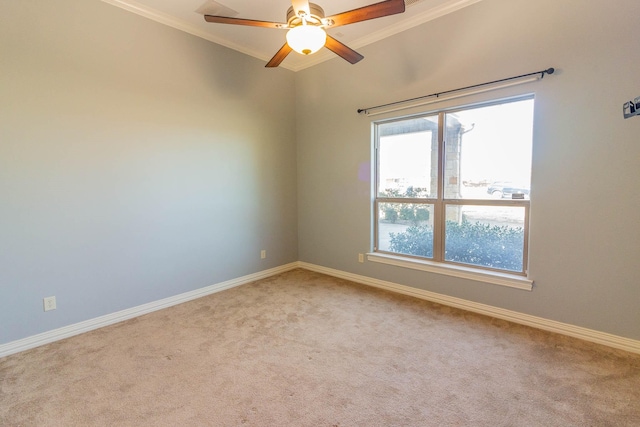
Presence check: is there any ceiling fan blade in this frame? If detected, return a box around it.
[204,15,287,29]
[265,43,293,68]
[324,36,364,64]
[291,0,311,17]
[325,0,405,28]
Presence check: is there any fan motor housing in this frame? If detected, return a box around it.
[286,3,325,26]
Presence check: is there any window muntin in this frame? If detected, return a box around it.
[374,97,533,275]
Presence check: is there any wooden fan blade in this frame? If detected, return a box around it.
[204,15,287,29]
[265,43,293,68]
[325,0,405,28]
[324,36,364,64]
[291,0,311,17]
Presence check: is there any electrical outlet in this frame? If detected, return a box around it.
[358,253,364,263]
[261,250,266,259]
[43,296,56,312]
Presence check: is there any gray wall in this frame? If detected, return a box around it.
[0,0,298,344]
[2,0,639,346]
[296,0,640,340]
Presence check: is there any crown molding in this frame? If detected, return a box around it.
[102,0,482,72]
[348,0,482,50]
[101,0,277,66]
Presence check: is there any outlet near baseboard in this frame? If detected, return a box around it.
[43,296,56,312]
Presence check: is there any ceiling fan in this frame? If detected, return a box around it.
[204,0,406,67]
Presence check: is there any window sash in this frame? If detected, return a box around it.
[373,97,532,276]
[374,198,529,274]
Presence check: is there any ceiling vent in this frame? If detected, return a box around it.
[195,0,238,17]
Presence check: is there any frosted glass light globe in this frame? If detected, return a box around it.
[286,25,327,55]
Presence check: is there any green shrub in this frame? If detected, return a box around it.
[389,220,524,271]
[384,207,399,223]
[399,205,415,221]
[415,208,430,221]
[379,187,431,225]
[405,186,429,198]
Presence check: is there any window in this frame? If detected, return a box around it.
[374,97,534,276]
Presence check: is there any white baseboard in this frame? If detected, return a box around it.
[0,263,299,359]
[3,261,639,358]
[299,262,640,355]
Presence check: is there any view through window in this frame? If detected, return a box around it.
[374,97,534,274]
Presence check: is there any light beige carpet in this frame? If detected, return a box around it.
[1,269,639,426]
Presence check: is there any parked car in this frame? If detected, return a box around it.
[487,182,530,199]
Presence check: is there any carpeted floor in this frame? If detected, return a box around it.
[1,269,639,426]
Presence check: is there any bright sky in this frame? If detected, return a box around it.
[453,99,534,184]
[379,131,432,190]
[379,98,534,191]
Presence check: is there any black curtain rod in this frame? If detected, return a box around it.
[357,67,555,115]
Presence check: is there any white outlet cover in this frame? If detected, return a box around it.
[44,296,56,311]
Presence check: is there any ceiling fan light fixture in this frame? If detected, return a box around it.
[286,24,326,55]
[205,0,407,67]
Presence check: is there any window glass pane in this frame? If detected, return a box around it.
[377,116,438,198]
[444,205,525,272]
[377,202,434,258]
[444,99,534,200]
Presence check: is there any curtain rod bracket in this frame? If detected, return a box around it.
[542,67,555,78]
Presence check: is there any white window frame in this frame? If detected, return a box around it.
[370,96,534,291]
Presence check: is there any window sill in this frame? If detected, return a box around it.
[366,253,533,291]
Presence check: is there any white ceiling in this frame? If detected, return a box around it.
[102,0,481,71]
